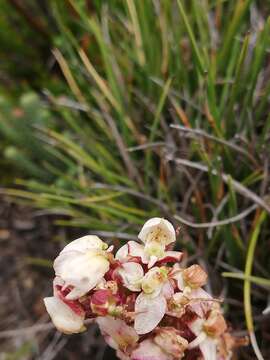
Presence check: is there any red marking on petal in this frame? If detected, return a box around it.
[91,289,110,305]
[156,252,183,266]
[55,285,85,316]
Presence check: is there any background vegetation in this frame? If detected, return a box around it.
[0,1,270,359]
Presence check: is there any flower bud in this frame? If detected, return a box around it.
[182,264,208,289]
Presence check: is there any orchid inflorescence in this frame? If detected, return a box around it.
[44,218,236,360]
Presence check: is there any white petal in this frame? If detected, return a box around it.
[188,331,207,349]
[118,262,144,291]
[115,244,129,261]
[199,337,217,360]
[172,270,185,291]
[188,318,204,337]
[44,296,84,334]
[131,339,170,360]
[60,235,107,254]
[134,292,167,334]
[148,255,158,269]
[128,241,147,262]
[138,218,176,245]
[54,250,110,299]
[97,316,139,351]
[161,281,174,299]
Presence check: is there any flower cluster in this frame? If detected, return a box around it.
[44,218,236,360]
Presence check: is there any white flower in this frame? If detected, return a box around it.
[138,218,176,246]
[54,235,110,300]
[43,296,85,334]
[141,267,168,297]
[116,230,181,269]
[138,218,177,267]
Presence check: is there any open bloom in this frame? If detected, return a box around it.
[139,218,176,246]
[53,235,110,300]
[116,218,182,269]
[139,218,176,267]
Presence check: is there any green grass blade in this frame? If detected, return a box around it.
[177,0,206,75]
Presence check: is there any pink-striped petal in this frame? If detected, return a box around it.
[157,251,183,265]
[54,250,110,300]
[44,296,85,334]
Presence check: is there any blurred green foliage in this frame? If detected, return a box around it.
[0,1,270,356]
